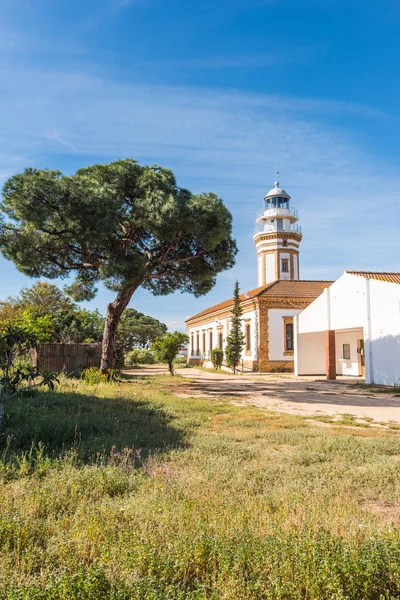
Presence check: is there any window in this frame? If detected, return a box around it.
[343,344,351,360]
[282,259,289,273]
[191,333,194,356]
[202,332,206,354]
[209,330,213,351]
[246,323,251,352]
[218,332,223,350]
[196,333,200,356]
[285,323,294,351]
[282,240,287,247]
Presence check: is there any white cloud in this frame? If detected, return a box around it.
[45,128,77,152]
[0,64,399,319]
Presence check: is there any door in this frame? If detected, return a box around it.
[357,339,365,377]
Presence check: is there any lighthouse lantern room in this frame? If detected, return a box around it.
[253,180,302,286]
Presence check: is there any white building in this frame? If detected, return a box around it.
[295,271,400,385]
[186,180,332,371]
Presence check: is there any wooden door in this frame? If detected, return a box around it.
[357,339,365,377]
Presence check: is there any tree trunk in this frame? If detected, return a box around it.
[100,287,137,372]
[168,361,174,376]
[0,399,5,436]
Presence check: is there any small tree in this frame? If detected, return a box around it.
[152,331,189,376]
[0,327,58,435]
[225,281,245,374]
[211,348,223,370]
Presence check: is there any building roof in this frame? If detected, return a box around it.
[346,271,400,284]
[265,180,291,199]
[186,279,333,322]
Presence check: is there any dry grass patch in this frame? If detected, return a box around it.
[2,376,400,598]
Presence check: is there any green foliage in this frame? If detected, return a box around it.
[0,282,104,343]
[2,377,400,598]
[53,307,104,343]
[174,355,187,365]
[152,331,189,375]
[0,326,58,434]
[0,160,236,297]
[0,160,237,369]
[117,308,167,353]
[125,348,156,366]
[81,366,108,385]
[211,348,224,369]
[225,281,245,374]
[12,281,74,313]
[20,308,54,342]
[81,367,121,385]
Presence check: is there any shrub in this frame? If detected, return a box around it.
[81,367,121,384]
[0,326,58,435]
[211,348,223,370]
[174,355,187,365]
[268,364,293,373]
[125,349,156,366]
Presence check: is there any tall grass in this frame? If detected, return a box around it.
[1,375,400,598]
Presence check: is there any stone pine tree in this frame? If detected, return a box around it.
[0,159,237,372]
[225,281,245,374]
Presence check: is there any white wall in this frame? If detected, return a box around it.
[298,289,329,334]
[266,253,276,283]
[293,254,299,280]
[297,272,400,385]
[369,279,400,385]
[298,273,366,334]
[295,330,326,375]
[335,329,363,376]
[258,255,263,286]
[268,308,302,361]
[187,309,258,362]
[329,275,366,331]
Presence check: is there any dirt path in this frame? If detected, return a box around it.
[125,366,400,425]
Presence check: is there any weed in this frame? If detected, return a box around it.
[1,376,400,598]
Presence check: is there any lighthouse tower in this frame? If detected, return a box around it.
[254,180,302,286]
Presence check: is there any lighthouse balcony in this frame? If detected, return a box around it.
[256,207,298,222]
[254,222,302,236]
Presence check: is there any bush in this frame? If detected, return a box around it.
[81,367,120,384]
[124,349,156,366]
[174,355,187,365]
[211,348,223,370]
[268,364,293,373]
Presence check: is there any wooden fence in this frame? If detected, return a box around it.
[34,343,102,376]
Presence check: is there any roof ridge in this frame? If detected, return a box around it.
[346,271,400,284]
[346,270,400,274]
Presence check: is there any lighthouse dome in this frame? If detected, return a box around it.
[265,181,291,200]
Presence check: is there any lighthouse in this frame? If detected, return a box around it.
[254,180,302,286]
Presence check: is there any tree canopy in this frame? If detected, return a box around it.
[0,159,236,370]
[152,331,188,376]
[117,308,167,354]
[0,282,104,343]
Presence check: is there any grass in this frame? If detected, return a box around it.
[2,375,400,598]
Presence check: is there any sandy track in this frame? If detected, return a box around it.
[125,366,400,424]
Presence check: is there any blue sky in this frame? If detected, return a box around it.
[1,0,400,329]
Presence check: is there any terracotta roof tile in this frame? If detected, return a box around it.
[185,280,333,322]
[258,280,333,298]
[346,271,400,284]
